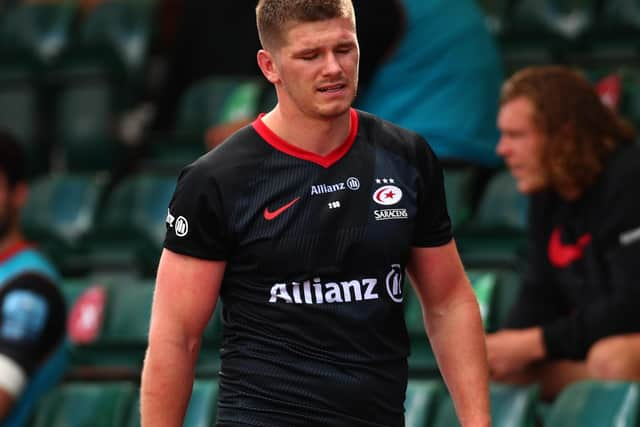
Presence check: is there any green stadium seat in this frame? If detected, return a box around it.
[509,0,595,41]
[22,173,107,275]
[79,0,154,79]
[53,77,122,172]
[457,170,528,269]
[405,271,499,375]
[126,379,219,427]
[432,383,539,427]
[442,167,475,230]
[404,380,445,427]
[147,76,268,171]
[0,73,46,175]
[66,277,221,378]
[475,0,510,35]
[79,171,175,275]
[30,381,135,427]
[600,0,640,35]
[546,380,640,427]
[0,1,76,67]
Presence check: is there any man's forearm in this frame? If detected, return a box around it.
[140,338,200,427]
[426,293,491,427]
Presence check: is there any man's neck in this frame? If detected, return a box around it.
[261,107,352,156]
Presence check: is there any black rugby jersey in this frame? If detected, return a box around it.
[164,108,452,426]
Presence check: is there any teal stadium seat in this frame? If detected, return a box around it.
[456,170,528,269]
[126,379,219,427]
[475,0,510,35]
[442,167,475,230]
[148,76,268,170]
[0,1,76,68]
[600,0,640,36]
[22,173,107,274]
[510,0,595,41]
[432,383,539,427]
[67,277,222,379]
[0,73,45,175]
[405,270,499,375]
[30,381,135,427]
[53,76,122,172]
[81,171,175,275]
[404,380,445,427]
[546,380,640,427]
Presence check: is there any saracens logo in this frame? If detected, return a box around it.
[373,185,403,206]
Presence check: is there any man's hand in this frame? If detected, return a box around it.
[486,327,546,381]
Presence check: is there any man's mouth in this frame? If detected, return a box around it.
[318,84,346,93]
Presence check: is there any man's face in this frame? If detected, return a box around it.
[269,17,359,120]
[497,97,550,194]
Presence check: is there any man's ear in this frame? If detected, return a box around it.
[257,49,280,84]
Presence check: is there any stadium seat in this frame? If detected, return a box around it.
[405,271,499,375]
[0,72,46,175]
[30,381,135,427]
[404,379,445,427]
[475,0,511,35]
[52,76,122,172]
[147,76,268,170]
[546,380,640,427]
[509,0,595,41]
[432,383,539,427]
[126,379,219,427]
[79,0,154,78]
[599,0,640,35]
[0,1,76,68]
[79,171,175,275]
[66,277,222,378]
[456,169,529,269]
[442,167,475,230]
[22,173,107,275]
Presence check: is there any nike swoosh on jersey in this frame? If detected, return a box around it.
[548,227,592,268]
[264,197,301,221]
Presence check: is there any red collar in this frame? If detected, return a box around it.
[0,241,33,263]
[252,108,359,168]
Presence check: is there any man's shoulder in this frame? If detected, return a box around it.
[356,109,424,145]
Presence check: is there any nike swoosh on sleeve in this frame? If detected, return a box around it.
[264,197,301,221]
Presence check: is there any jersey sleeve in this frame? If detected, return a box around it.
[163,160,232,260]
[0,273,66,377]
[411,137,453,247]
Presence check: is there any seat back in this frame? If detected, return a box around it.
[405,380,444,427]
[0,2,76,64]
[432,383,539,427]
[31,381,135,427]
[546,380,640,427]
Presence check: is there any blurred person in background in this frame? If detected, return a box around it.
[0,130,67,427]
[355,0,504,169]
[141,0,490,425]
[487,66,640,400]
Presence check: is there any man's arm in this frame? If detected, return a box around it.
[141,249,225,427]
[407,241,490,427]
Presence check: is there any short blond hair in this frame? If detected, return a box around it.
[256,0,355,50]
